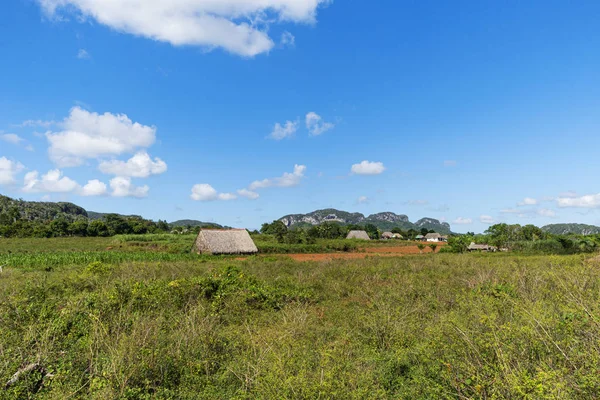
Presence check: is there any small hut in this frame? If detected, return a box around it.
[381,232,394,240]
[392,233,404,239]
[346,230,371,240]
[192,229,258,255]
[467,242,497,252]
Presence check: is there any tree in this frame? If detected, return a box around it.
[69,219,89,237]
[261,220,288,242]
[50,218,70,237]
[429,244,437,253]
[417,244,426,254]
[157,220,170,232]
[87,220,110,237]
[104,214,132,236]
[365,224,380,240]
[420,228,429,236]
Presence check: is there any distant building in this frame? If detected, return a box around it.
[392,233,404,239]
[346,230,371,240]
[192,229,258,255]
[381,232,394,240]
[415,234,425,241]
[467,242,497,252]
[425,233,447,242]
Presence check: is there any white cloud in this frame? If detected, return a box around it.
[190,183,236,201]
[237,188,260,200]
[23,169,80,193]
[351,160,386,176]
[305,112,334,136]
[25,145,35,152]
[518,197,538,206]
[537,208,557,218]
[46,106,157,167]
[480,215,495,224]
[557,193,600,209]
[269,121,298,140]
[77,48,91,59]
[559,191,577,199]
[18,119,56,128]
[0,157,25,185]
[357,196,369,204]
[444,160,457,167]
[98,151,167,177]
[81,179,108,196]
[281,31,295,47]
[110,176,149,198]
[37,0,328,57]
[249,164,306,190]
[500,208,519,214]
[453,217,473,225]
[0,133,24,145]
[218,193,237,201]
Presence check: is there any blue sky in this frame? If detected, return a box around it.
[2,0,600,232]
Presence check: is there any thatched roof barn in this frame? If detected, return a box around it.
[467,242,497,252]
[192,229,258,255]
[381,232,394,239]
[347,230,371,240]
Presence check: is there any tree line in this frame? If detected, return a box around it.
[0,213,172,238]
[259,220,437,244]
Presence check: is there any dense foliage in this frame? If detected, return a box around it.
[1,238,599,398]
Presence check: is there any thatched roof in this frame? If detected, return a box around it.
[425,233,441,239]
[467,242,497,251]
[192,229,258,255]
[347,230,371,240]
[381,232,394,239]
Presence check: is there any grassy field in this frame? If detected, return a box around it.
[1,237,599,399]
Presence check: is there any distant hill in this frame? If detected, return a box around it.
[169,220,224,229]
[542,223,600,235]
[279,208,452,234]
[0,194,88,222]
[87,211,144,220]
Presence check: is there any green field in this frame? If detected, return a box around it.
[1,237,599,399]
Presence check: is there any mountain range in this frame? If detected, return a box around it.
[279,209,453,234]
[541,223,600,235]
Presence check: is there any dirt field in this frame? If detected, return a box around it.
[285,243,446,262]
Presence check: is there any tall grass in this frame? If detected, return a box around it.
[1,251,600,398]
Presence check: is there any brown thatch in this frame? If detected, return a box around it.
[346,230,371,240]
[467,242,497,252]
[192,229,258,255]
[381,232,394,239]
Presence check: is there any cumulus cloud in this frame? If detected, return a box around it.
[453,217,473,225]
[479,215,495,225]
[110,176,149,198]
[518,197,538,206]
[0,133,24,145]
[557,193,600,209]
[77,48,91,59]
[99,151,167,178]
[81,179,108,196]
[23,169,80,193]
[237,188,260,200]
[46,106,157,167]
[0,157,25,185]
[190,183,236,201]
[357,196,369,204]
[350,161,386,176]
[249,164,306,190]
[306,112,334,136]
[268,121,298,140]
[36,0,328,57]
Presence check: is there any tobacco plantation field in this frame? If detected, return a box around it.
[1,236,600,399]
